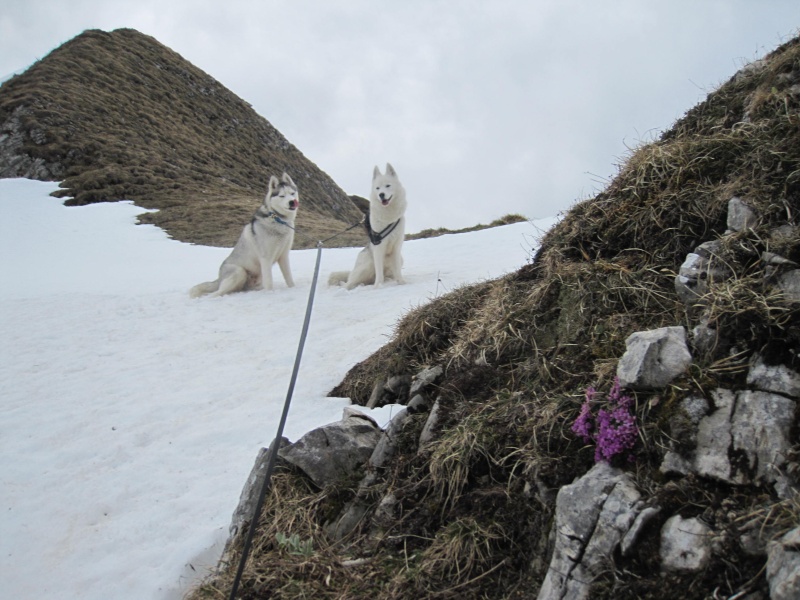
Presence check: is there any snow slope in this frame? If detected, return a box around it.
[0,178,555,599]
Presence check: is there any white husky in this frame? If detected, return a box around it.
[329,163,407,290]
[190,173,299,298]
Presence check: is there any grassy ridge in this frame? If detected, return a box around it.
[0,28,367,248]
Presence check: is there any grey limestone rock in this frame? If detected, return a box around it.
[747,355,800,398]
[279,408,381,488]
[766,527,800,600]
[727,197,758,232]
[660,515,714,572]
[537,463,642,600]
[617,326,692,389]
[778,269,800,303]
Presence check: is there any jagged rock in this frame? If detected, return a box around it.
[675,241,731,306]
[366,367,442,409]
[761,252,797,267]
[661,395,711,476]
[222,437,290,562]
[694,389,735,481]
[326,409,411,541]
[278,409,381,488]
[367,408,410,472]
[660,515,714,572]
[409,365,443,397]
[537,463,641,600]
[621,506,662,557]
[731,390,795,485]
[0,106,64,180]
[384,375,411,401]
[747,351,800,399]
[766,527,800,600]
[691,319,722,357]
[659,451,693,476]
[372,492,399,528]
[366,377,386,409]
[764,252,799,282]
[681,394,712,425]
[407,394,430,414]
[778,269,800,302]
[418,398,442,448]
[617,326,692,389]
[326,500,370,541]
[660,386,796,492]
[727,197,758,232]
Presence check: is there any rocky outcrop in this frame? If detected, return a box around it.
[537,463,642,600]
[0,106,64,179]
[278,408,382,489]
[616,326,692,389]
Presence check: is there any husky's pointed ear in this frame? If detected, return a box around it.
[267,175,279,196]
[385,163,396,177]
[373,165,381,180]
[281,172,295,187]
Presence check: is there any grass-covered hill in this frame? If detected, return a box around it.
[190,35,800,599]
[0,28,367,248]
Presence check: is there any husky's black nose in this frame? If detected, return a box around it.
[289,200,298,209]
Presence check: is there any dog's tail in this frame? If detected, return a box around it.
[327,271,350,287]
[189,280,220,298]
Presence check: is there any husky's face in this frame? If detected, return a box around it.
[266,173,299,214]
[372,163,400,207]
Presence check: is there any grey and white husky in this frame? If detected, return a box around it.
[329,163,407,289]
[190,173,299,298]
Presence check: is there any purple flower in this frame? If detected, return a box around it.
[571,399,594,443]
[571,378,638,464]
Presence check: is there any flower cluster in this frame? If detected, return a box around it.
[571,378,638,464]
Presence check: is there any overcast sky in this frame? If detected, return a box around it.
[1,1,798,232]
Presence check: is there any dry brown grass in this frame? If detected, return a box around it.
[0,28,367,249]
[188,35,800,600]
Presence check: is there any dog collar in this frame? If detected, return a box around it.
[265,210,295,230]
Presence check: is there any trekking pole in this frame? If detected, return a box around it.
[228,240,324,600]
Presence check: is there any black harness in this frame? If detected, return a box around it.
[366,217,401,245]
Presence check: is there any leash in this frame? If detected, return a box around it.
[228,214,365,599]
